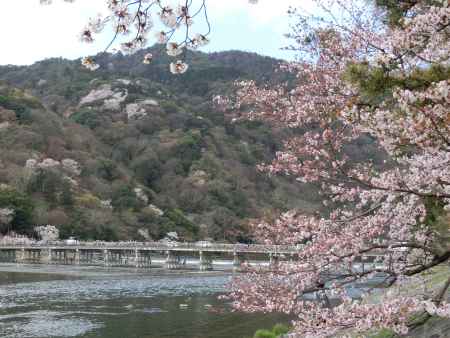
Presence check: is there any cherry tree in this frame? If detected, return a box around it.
[226,0,450,336]
[40,0,258,73]
[34,225,60,242]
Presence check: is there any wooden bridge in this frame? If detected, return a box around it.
[0,242,298,271]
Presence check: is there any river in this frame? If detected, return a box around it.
[0,264,286,338]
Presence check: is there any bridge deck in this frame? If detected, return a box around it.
[0,242,298,254]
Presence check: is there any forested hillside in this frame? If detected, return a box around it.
[0,47,321,242]
[0,46,363,242]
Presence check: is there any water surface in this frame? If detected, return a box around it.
[0,264,286,338]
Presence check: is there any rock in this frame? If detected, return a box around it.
[79,84,128,110]
[62,159,82,176]
[38,158,60,169]
[103,90,128,110]
[79,84,115,106]
[126,104,147,120]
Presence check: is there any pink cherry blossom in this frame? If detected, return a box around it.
[227,1,450,336]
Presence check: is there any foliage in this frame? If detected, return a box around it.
[27,168,73,206]
[71,108,101,129]
[0,95,32,123]
[0,48,326,242]
[165,208,199,237]
[370,328,399,338]
[0,186,34,234]
[111,184,140,211]
[253,324,289,338]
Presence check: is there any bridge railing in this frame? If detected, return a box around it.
[0,240,299,253]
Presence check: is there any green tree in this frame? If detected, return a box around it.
[111,183,140,211]
[0,187,34,234]
[253,324,289,338]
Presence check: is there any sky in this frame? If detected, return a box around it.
[0,0,315,65]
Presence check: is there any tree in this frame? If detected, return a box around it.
[0,207,14,233]
[0,186,35,234]
[227,0,450,336]
[41,0,258,73]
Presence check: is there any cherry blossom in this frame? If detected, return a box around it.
[227,0,450,336]
[41,0,258,73]
[169,60,189,74]
[143,52,153,64]
[34,225,60,242]
[81,56,100,71]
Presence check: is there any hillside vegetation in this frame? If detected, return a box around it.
[0,47,329,241]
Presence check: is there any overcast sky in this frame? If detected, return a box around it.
[0,0,315,65]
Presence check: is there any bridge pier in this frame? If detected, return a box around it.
[199,251,213,271]
[233,252,241,271]
[0,249,15,262]
[269,253,279,268]
[103,249,110,267]
[74,249,80,265]
[40,248,52,264]
[65,250,75,264]
[116,251,123,266]
[109,251,121,266]
[134,249,151,268]
[165,251,180,270]
[85,251,95,265]
[16,248,26,263]
[55,250,67,264]
[134,249,140,268]
[140,251,152,268]
[29,250,36,262]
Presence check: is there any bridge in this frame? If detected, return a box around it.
[0,241,299,271]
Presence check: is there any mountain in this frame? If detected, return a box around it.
[0,47,325,242]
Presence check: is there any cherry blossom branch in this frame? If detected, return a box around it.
[41,0,258,73]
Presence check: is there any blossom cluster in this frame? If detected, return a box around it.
[228,0,450,336]
[42,0,257,74]
[34,225,60,242]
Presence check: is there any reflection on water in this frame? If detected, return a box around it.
[0,264,286,338]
